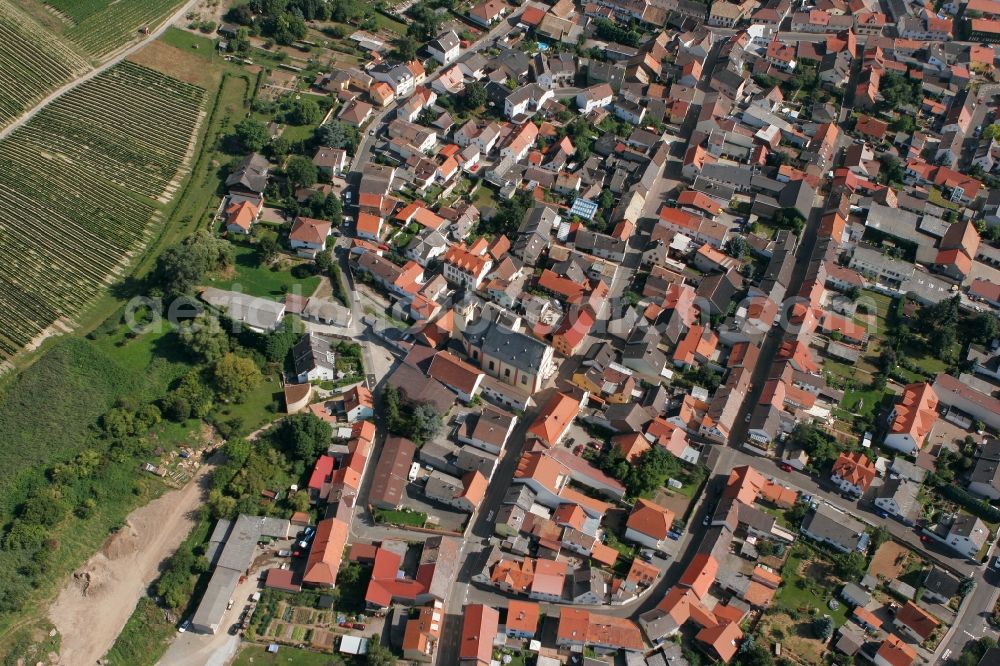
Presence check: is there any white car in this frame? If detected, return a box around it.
[178,619,191,633]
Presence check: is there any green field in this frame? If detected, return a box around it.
[103,597,177,666]
[0,339,147,513]
[372,12,407,35]
[232,644,340,666]
[205,243,322,299]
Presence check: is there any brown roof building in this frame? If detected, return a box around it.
[369,436,417,510]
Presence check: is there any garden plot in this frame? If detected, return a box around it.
[0,61,205,360]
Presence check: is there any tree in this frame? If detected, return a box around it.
[734,639,775,666]
[393,35,419,61]
[151,232,234,299]
[285,155,318,189]
[235,118,270,152]
[409,404,442,443]
[258,235,280,264]
[834,551,867,580]
[290,490,311,512]
[269,12,307,45]
[207,489,237,519]
[460,82,487,111]
[959,576,975,597]
[173,369,215,418]
[958,637,997,666]
[812,615,833,641]
[315,249,334,273]
[869,525,890,553]
[230,26,252,54]
[315,122,361,154]
[366,636,397,666]
[285,97,322,125]
[276,412,333,462]
[725,235,748,259]
[878,155,905,186]
[270,135,291,160]
[969,312,999,344]
[213,353,262,403]
[178,312,230,363]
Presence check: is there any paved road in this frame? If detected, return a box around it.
[938,561,1000,663]
[0,0,199,141]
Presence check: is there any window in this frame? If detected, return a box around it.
[488,360,495,371]
[504,368,511,378]
[521,375,528,385]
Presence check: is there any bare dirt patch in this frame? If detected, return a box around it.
[48,460,216,665]
[126,38,220,88]
[868,541,909,580]
[760,612,827,665]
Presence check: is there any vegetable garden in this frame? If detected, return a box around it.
[0,61,205,359]
[42,0,185,58]
[0,1,89,130]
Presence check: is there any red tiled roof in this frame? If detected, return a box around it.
[302,518,349,586]
[876,635,916,666]
[679,553,718,600]
[626,499,675,541]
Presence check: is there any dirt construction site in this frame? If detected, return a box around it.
[47,458,217,665]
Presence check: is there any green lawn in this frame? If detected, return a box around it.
[279,122,318,143]
[209,371,284,437]
[824,359,859,383]
[373,508,427,527]
[472,184,498,210]
[160,26,220,53]
[372,13,407,34]
[928,188,961,211]
[856,289,893,333]
[205,243,321,298]
[231,644,337,666]
[842,388,886,419]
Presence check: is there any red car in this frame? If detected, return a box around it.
[355,623,366,630]
[339,621,355,629]
[778,463,793,472]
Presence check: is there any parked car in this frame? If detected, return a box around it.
[339,621,355,629]
[639,549,654,561]
[277,549,292,557]
[801,494,812,504]
[355,623,366,631]
[667,530,682,541]
[178,619,191,633]
[778,463,793,472]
